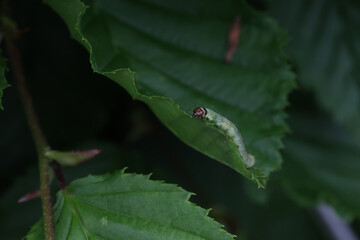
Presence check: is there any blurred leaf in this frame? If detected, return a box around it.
[267,0,360,144]
[44,0,296,186]
[0,49,10,110]
[27,170,234,239]
[244,187,325,240]
[281,111,360,219]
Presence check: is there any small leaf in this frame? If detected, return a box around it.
[18,189,41,203]
[44,149,101,166]
[0,49,10,110]
[26,170,235,239]
[44,0,296,185]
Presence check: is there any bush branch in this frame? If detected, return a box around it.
[4,31,55,240]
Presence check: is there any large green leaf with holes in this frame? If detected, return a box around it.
[26,170,234,239]
[0,49,10,110]
[267,0,360,144]
[44,0,295,186]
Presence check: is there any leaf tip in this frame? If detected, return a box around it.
[18,189,41,203]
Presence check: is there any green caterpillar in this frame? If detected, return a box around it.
[193,107,255,168]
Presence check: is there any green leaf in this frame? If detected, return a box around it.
[44,149,101,166]
[267,0,360,144]
[0,49,10,110]
[44,0,296,186]
[281,111,360,219]
[26,170,235,239]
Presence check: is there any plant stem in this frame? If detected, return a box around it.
[5,36,55,240]
[52,161,67,190]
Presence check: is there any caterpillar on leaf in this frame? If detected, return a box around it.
[193,107,255,168]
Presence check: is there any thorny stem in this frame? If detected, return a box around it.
[4,29,55,240]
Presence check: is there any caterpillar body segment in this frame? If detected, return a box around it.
[193,107,255,168]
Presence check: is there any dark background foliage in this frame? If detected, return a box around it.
[0,0,359,239]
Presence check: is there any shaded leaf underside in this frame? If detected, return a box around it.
[26,170,235,239]
[45,0,296,186]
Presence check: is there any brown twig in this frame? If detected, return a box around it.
[3,19,55,240]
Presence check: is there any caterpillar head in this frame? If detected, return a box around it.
[193,107,207,118]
